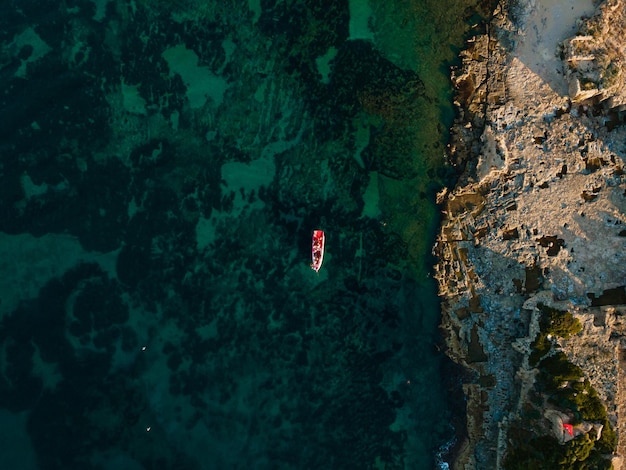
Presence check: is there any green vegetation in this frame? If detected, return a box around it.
[529,305,582,367]
[504,305,615,469]
[504,430,613,470]
[539,304,582,339]
[505,415,615,469]
[529,332,552,367]
[538,351,584,391]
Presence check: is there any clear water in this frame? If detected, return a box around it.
[0,1,487,468]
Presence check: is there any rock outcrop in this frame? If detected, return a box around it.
[436,0,626,468]
[563,0,626,107]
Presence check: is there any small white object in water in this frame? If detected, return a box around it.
[146,426,151,432]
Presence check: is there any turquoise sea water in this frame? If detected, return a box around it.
[0,1,488,468]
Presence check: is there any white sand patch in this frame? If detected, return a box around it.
[221,157,274,198]
[31,343,63,391]
[19,172,70,203]
[352,116,372,168]
[121,81,147,115]
[20,173,49,199]
[195,318,219,340]
[8,27,52,78]
[253,79,268,104]
[515,0,598,95]
[220,38,236,72]
[248,0,262,24]
[221,157,275,200]
[362,171,382,219]
[162,45,229,109]
[0,410,37,470]
[0,232,119,319]
[195,156,275,251]
[90,0,113,22]
[348,0,375,41]
[315,46,338,84]
[195,216,217,251]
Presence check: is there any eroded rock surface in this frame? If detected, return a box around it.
[563,0,626,106]
[436,0,626,467]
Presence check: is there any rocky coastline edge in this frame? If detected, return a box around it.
[436,0,626,468]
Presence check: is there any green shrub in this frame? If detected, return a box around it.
[576,386,607,422]
[540,352,584,389]
[503,431,614,470]
[596,418,617,454]
[550,380,607,423]
[565,433,595,463]
[515,305,616,468]
[530,332,552,367]
[538,304,582,339]
[530,306,582,367]
[503,433,561,470]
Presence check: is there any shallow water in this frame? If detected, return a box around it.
[0,1,488,468]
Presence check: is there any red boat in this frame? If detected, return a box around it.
[311,230,325,272]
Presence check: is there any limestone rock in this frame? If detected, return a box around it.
[437,0,626,468]
[563,0,626,106]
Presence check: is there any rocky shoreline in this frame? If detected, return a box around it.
[436,0,626,468]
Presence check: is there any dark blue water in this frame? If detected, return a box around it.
[0,1,487,468]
